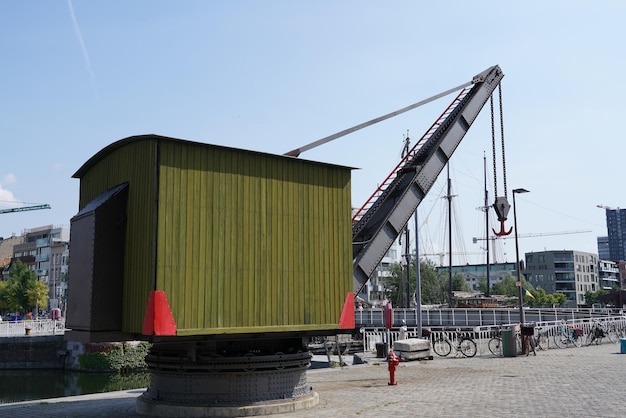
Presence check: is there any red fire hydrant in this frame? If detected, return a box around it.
[387,351,400,386]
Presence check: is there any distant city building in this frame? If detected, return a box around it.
[619,261,626,288]
[12,225,70,315]
[363,240,402,307]
[597,236,610,260]
[0,235,24,276]
[601,207,626,262]
[524,250,599,308]
[436,262,517,292]
[598,259,620,290]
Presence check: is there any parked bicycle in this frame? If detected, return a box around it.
[432,328,477,358]
[554,321,583,348]
[604,322,623,342]
[488,328,503,356]
[520,324,537,356]
[586,321,608,346]
[533,326,550,351]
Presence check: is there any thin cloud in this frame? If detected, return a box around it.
[67,0,99,98]
[2,174,16,185]
[0,187,20,209]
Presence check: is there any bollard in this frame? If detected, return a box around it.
[387,351,400,386]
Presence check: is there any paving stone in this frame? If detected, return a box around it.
[0,342,623,417]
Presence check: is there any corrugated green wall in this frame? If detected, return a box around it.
[156,140,352,335]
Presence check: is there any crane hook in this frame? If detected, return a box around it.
[492,219,513,237]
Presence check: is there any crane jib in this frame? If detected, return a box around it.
[352,65,504,298]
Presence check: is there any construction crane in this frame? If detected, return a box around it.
[421,252,485,266]
[472,230,592,242]
[597,204,618,211]
[0,204,51,214]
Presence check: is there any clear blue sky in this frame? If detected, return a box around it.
[1,1,623,265]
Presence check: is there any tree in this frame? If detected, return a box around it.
[419,260,448,305]
[490,275,519,297]
[382,258,449,307]
[452,273,471,293]
[382,262,411,307]
[525,288,567,308]
[584,289,610,307]
[1,260,48,315]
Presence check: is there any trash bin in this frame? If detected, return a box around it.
[620,338,626,354]
[375,342,389,358]
[501,327,517,357]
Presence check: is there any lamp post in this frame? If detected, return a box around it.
[513,188,529,325]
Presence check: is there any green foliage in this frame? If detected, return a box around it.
[452,273,471,293]
[525,288,567,308]
[419,260,448,305]
[1,260,49,314]
[78,342,151,372]
[0,280,7,310]
[382,259,453,306]
[490,274,520,297]
[383,262,415,307]
[584,289,610,307]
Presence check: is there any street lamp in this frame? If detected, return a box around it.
[513,188,529,325]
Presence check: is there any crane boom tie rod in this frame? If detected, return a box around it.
[283,80,473,157]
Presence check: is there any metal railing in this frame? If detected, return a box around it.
[0,319,66,337]
[361,315,626,357]
[355,307,624,328]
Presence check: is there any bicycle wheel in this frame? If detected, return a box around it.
[432,338,452,357]
[606,325,618,343]
[585,331,595,346]
[488,337,502,356]
[554,333,568,349]
[459,338,477,358]
[536,333,549,351]
[573,335,582,348]
[528,336,537,355]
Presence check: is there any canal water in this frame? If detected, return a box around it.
[0,369,150,404]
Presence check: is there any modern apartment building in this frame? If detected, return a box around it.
[598,259,620,290]
[12,225,70,315]
[524,250,599,307]
[600,207,626,262]
[597,236,610,260]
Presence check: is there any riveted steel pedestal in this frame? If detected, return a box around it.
[136,338,318,417]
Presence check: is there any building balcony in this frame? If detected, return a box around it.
[36,238,51,248]
[35,253,50,262]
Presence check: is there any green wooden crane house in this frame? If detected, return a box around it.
[67,134,354,343]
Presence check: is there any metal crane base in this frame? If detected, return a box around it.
[136,338,318,417]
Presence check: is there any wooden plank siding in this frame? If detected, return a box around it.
[156,139,352,335]
[73,135,352,337]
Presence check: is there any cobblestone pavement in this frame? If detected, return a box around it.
[0,342,623,417]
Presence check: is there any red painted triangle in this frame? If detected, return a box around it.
[142,290,177,336]
[339,292,355,329]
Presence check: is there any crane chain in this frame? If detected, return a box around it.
[490,96,498,198]
[498,85,507,197]
[490,86,507,197]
